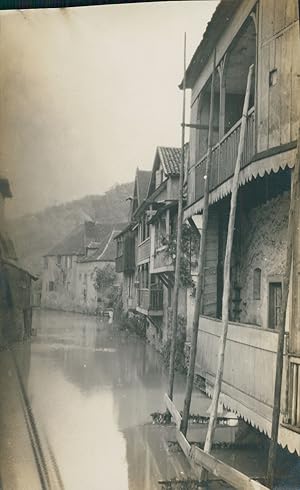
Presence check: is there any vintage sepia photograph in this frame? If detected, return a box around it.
[0,0,299,488]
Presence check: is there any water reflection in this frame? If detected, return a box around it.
[28,309,198,489]
[1,309,299,489]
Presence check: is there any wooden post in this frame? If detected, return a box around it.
[168,33,186,400]
[181,50,217,436]
[267,128,300,488]
[199,64,254,479]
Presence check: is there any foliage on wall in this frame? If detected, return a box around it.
[161,223,199,288]
[162,313,187,373]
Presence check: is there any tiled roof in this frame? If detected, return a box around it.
[157,146,182,175]
[46,222,126,256]
[47,227,85,256]
[80,229,120,263]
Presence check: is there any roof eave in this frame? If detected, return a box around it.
[179,0,240,90]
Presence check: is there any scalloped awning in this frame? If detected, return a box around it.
[184,146,297,220]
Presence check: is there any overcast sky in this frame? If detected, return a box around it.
[0,1,218,218]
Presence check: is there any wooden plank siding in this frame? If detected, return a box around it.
[291,23,300,141]
[203,208,219,317]
[196,316,279,430]
[137,237,151,265]
[257,0,299,153]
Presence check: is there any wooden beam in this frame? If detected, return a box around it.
[267,127,300,487]
[164,393,182,429]
[181,48,217,438]
[168,33,187,401]
[182,123,220,131]
[200,66,254,482]
[190,446,268,490]
[164,394,269,490]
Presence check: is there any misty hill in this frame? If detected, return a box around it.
[7,182,133,275]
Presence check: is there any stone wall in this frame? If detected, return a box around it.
[239,190,290,328]
[41,255,77,312]
[41,255,120,315]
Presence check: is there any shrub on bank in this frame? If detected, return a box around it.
[118,311,147,339]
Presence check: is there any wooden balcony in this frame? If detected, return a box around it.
[137,237,151,264]
[195,107,255,201]
[194,315,278,436]
[288,355,300,427]
[115,234,135,273]
[153,246,174,273]
[136,287,163,316]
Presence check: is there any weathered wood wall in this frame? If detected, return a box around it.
[203,207,219,317]
[187,0,299,209]
[257,0,300,152]
[196,316,278,433]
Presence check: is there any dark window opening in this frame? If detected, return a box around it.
[269,282,282,330]
[224,16,256,133]
[253,268,261,300]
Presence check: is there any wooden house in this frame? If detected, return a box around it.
[183,0,300,453]
[115,169,151,314]
[0,176,36,343]
[116,148,190,349]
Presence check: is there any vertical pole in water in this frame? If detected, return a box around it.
[181,49,216,436]
[168,33,186,400]
[199,64,254,481]
[267,129,300,488]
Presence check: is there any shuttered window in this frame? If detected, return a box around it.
[269,282,282,330]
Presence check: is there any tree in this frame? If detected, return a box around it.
[93,264,116,291]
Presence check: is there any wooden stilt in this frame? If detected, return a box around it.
[168,33,187,400]
[199,64,254,480]
[267,127,300,488]
[181,49,217,436]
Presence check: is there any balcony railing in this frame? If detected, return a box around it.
[194,315,278,435]
[288,356,300,427]
[153,246,174,272]
[137,237,151,264]
[195,108,255,201]
[137,287,163,312]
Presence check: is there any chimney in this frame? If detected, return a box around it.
[0,177,12,229]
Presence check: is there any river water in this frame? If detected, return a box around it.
[0,309,299,489]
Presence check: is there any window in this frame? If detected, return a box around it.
[117,238,124,257]
[49,281,55,292]
[57,255,61,265]
[269,282,282,329]
[253,268,261,300]
[140,216,150,242]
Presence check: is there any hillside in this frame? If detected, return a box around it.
[7,182,133,275]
